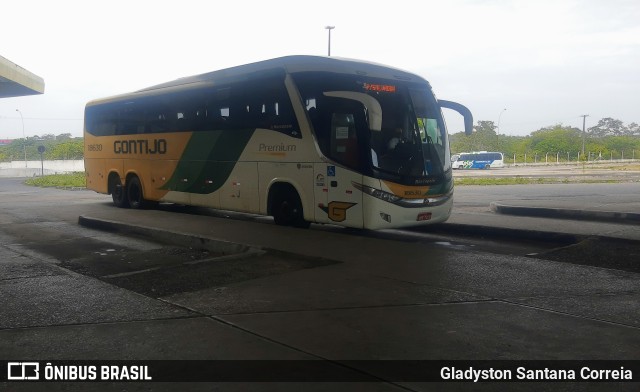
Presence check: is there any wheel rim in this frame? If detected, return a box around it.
[111,179,129,208]
[113,184,124,202]
[278,200,293,224]
[272,188,307,228]
[127,178,143,208]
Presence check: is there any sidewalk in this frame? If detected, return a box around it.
[443,183,640,242]
[490,201,640,223]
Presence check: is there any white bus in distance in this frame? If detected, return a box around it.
[452,151,504,169]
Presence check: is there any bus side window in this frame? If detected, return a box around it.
[191,108,207,131]
[330,113,360,169]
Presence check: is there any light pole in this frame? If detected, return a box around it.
[497,108,507,135]
[580,114,589,159]
[325,26,335,56]
[16,109,27,168]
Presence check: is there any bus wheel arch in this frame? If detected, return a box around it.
[108,172,129,208]
[268,182,310,228]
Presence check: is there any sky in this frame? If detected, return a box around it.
[0,0,638,139]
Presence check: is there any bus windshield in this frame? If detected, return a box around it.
[293,73,450,184]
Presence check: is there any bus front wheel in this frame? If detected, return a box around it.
[271,187,310,228]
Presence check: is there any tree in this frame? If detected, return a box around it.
[603,136,640,157]
[588,117,627,137]
[451,120,498,152]
[528,125,582,155]
[448,117,639,163]
[47,140,84,160]
[473,120,497,134]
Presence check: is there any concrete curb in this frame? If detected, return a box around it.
[490,202,640,225]
[420,223,582,244]
[79,214,583,250]
[78,215,340,266]
[78,215,254,255]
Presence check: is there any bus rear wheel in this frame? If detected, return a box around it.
[126,176,149,209]
[271,188,310,228]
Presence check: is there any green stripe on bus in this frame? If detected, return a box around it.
[161,129,255,194]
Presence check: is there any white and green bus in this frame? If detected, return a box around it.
[84,55,472,229]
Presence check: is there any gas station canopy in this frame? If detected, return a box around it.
[0,55,44,98]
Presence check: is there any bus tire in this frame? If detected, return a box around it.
[484,164,491,170]
[126,175,148,210]
[271,186,310,228]
[110,174,129,208]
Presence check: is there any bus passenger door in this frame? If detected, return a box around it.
[313,163,330,224]
[323,111,364,228]
[325,165,363,228]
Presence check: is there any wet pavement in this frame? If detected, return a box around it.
[0,179,639,391]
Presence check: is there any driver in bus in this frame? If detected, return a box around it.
[387,127,405,151]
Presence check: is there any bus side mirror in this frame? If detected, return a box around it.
[439,100,473,135]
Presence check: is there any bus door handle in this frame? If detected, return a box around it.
[330,181,338,187]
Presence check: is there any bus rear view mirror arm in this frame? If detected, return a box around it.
[439,100,473,135]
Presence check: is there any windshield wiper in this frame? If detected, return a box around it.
[423,135,443,176]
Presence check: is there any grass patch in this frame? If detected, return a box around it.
[454,177,537,186]
[454,177,623,186]
[24,172,86,188]
[604,164,640,171]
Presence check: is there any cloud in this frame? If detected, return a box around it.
[1,0,638,138]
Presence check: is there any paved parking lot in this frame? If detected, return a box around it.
[1,178,639,391]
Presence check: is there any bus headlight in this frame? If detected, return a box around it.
[352,182,452,208]
[353,183,402,204]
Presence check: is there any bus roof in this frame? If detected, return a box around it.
[141,56,428,91]
[87,56,431,106]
